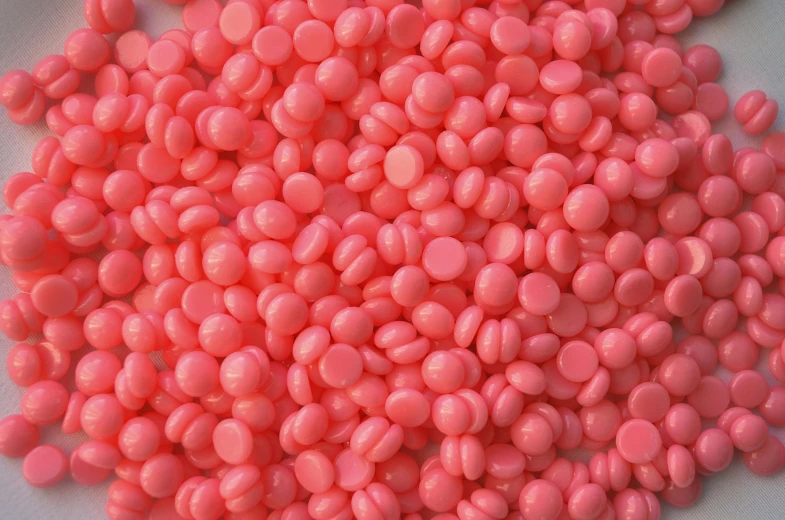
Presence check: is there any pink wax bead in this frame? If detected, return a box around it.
[20,381,69,426]
[563,185,609,232]
[744,434,785,477]
[213,418,253,465]
[81,394,125,440]
[293,450,334,494]
[141,453,184,498]
[219,1,261,45]
[64,28,111,72]
[147,40,187,78]
[659,354,701,397]
[0,215,47,267]
[0,415,39,458]
[636,138,679,178]
[539,60,582,95]
[0,0,783,514]
[118,416,161,462]
[206,107,252,151]
[519,479,563,520]
[556,341,599,383]
[682,44,722,83]
[84,0,136,34]
[0,70,35,110]
[32,55,80,100]
[729,414,768,453]
[735,90,779,136]
[490,16,530,56]
[419,467,462,513]
[641,48,682,87]
[0,293,44,342]
[615,419,662,464]
[22,445,68,488]
[333,448,375,493]
[549,93,593,135]
[728,370,768,408]
[735,151,776,195]
[175,350,219,398]
[75,350,121,396]
[693,428,734,473]
[6,343,42,387]
[69,450,112,486]
[695,83,729,120]
[6,86,46,125]
[30,274,79,318]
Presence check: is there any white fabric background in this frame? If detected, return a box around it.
[1,0,785,518]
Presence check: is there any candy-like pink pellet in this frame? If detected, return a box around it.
[32,55,80,100]
[0,415,39,458]
[84,0,136,34]
[22,445,68,488]
[0,70,36,110]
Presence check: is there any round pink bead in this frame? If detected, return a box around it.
[23,445,68,488]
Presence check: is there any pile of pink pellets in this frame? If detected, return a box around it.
[1,0,785,518]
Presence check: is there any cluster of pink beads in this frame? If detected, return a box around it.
[1,0,785,518]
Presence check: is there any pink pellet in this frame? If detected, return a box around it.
[22,445,69,488]
[0,0,785,517]
[735,89,779,136]
[84,0,136,35]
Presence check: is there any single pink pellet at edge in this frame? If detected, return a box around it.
[22,445,68,488]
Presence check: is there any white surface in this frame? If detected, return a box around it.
[1,0,785,519]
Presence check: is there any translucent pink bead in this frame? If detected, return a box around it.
[0,0,784,515]
[735,90,779,136]
[32,55,80,99]
[84,0,136,34]
[65,28,111,72]
[23,445,68,488]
